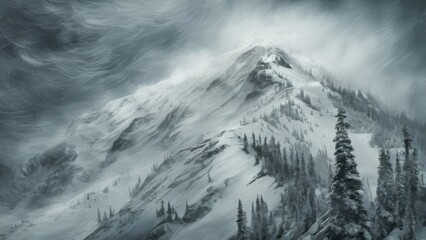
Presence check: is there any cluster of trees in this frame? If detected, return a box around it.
[128,176,141,198]
[374,126,420,239]
[236,196,275,240]
[97,206,115,225]
[238,109,423,239]
[323,76,426,153]
[313,110,422,239]
[297,89,318,110]
[243,131,318,188]
[280,150,317,228]
[240,132,325,238]
[156,200,180,223]
[325,79,375,115]
[279,100,303,122]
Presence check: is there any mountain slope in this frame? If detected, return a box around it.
[4,45,396,240]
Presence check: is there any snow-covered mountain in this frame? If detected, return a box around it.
[2,45,425,240]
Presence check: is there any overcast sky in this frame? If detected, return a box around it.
[0,0,425,166]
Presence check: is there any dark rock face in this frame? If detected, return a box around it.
[182,187,221,223]
[0,143,81,208]
[21,143,78,177]
[17,143,80,208]
[146,224,169,240]
[206,78,229,91]
[101,115,151,168]
[110,116,150,152]
[247,52,291,90]
[247,66,275,90]
[0,164,19,208]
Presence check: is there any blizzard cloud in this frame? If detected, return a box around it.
[0,0,424,166]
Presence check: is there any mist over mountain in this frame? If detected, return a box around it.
[0,0,425,167]
[1,1,426,239]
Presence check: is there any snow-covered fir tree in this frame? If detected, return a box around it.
[374,149,396,239]
[249,195,272,240]
[394,151,405,228]
[401,125,419,240]
[236,199,247,240]
[314,109,371,240]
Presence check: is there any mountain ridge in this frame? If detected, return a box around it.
[3,45,425,240]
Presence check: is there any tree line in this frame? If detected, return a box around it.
[237,109,423,239]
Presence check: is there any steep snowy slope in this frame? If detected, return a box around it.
[4,45,383,240]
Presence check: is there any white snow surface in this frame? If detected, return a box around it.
[2,45,381,240]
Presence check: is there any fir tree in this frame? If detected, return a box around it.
[259,196,269,240]
[236,199,247,240]
[402,126,419,240]
[252,132,256,149]
[97,208,101,223]
[185,201,190,216]
[263,136,268,156]
[109,206,114,218]
[328,163,333,190]
[300,152,308,198]
[374,149,396,239]
[282,147,289,180]
[258,134,263,158]
[174,211,180,221]
[394,151,405,228]
[167,201,173,222]
[160,200,166,217]
[308,154,316,182]
[243,134,249,154]
[251,203,257,239]
[307,154,317,223]
[102,211,108,222]
[294,152,301,185]
[314,109,371,240]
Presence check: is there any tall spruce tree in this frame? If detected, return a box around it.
[402,126,418,240]
[374,149,396,239]
[394,151,405,228]
[314,109,371,240]
[236,200,247,240]
[251,203,257,239]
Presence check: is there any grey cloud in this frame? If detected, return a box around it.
[0,0,424,166]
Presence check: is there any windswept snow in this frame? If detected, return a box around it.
[3,45,382,240]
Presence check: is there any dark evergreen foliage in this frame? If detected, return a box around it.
[314,109,371,240]
[243,134,249,154]
[236,199,248,240]
[374,149,396,239]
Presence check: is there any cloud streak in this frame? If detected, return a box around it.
[0,0,424,166]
